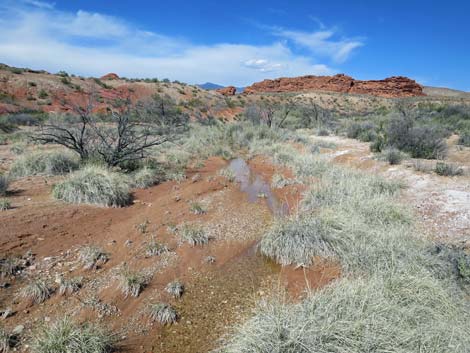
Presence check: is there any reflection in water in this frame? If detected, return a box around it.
[228,158,289,216]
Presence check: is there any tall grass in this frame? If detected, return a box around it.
[31,318,114,353]
[9,151,79,177]
[53,165,131,207]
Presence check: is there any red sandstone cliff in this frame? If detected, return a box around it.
[215,86,236,96]
[243,74,424,98]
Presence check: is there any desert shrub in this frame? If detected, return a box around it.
[119,268,147,298]
[178,224,209,246]
[147,303,178,324]
[0,175,8,196]
[434,162,464,176]
[31,317,114,353]
[381,147,406,165]
[0,327,11,352]
[387,117,447,159]
[58,276,82,296]
[0,199,11,211]
[53,166,131,207]
[19,279,51,304]
[317,128,329,136]
[457,132,470,147]
[165,281,184,298]
[369,134,386,152]
[221,272,470,353]
[457,253,470,283]
[78,246,108,270]
[346,121,376,139]
[259,215,342,266]
[130,167,163,188]
[9,151,79,177]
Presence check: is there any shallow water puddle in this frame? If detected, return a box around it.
[229,158,289,216]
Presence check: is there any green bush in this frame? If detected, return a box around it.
[346,121,376,140]
[10,151,79,177]
[457,132,470,147]
[387,117,447,159]
[382,148,406,165]
[434,162,464,176]
[31,318,114,353]
[53,166,131,207]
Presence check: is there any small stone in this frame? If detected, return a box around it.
[12,325,24,335]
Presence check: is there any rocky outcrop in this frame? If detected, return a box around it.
[215,86,236,96]
[100,73,120,80]
[243,74,424,98]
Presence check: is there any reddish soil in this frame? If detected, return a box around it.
[0,154,338,352]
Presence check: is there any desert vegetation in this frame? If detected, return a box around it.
[0,70,469,353]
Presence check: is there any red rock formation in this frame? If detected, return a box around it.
[243,74,424,98]
[100,73,120,80]
[216,86,236,96]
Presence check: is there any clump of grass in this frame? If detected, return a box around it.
[53,166,131,207]
[221,272,470,353]
[131,167,162,188]
[0,175,8,196]
[145,238,168,257]
[78,246,108,270]
[118,267,147,298]
[381,147,406,165]
[434,162,464,176]
[136,219,150,234]
[0,256,22,278]
[259,215,342,266]
[178,224,210,246]
[9,151,78,177]
[189,201,206,215]
[271,173,295,189]
[219,167,235,182]
[9,143,25,155]
[317,128,330,136]
[19,279,51,304]
[58,276,82,296]
[31,317,114,353]
[0,199,11,211]
[147,303,178,325]
[0,327,10,352]
[165,281,184,298]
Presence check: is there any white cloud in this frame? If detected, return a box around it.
[0,4,360,86]
[273,28,364,63]
[21,0,55,10]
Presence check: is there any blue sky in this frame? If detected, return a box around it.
[0,0,468,90]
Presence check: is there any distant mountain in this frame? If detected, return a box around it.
[198,82,245,93]
[197,82,224,90]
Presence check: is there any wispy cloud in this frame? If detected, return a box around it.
[0,3,361,85]
[273,27,364,63]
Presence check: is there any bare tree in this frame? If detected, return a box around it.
[34,93,186,167]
